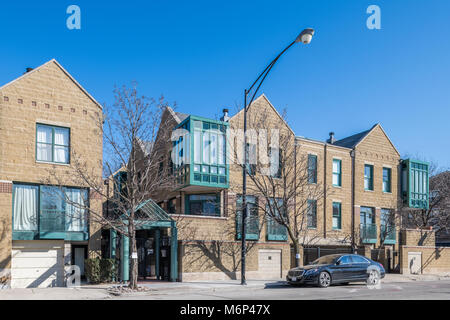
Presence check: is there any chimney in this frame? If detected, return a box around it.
[220,108,230,122]
[327,132,336,144]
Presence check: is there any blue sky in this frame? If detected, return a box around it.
[1,1,449,169]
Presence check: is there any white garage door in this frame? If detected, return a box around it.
[258,249,282,279]
[12,240,65,288]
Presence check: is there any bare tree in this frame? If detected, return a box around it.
[228,106,337,268]
[46,84,176,289]
[400,168,450,240]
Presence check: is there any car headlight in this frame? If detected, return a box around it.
[305,268,319,275]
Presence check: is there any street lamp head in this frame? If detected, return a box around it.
[296,28,315,44]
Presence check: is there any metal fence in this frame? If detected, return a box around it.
[302,247,353,265]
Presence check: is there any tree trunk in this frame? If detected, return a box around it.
[293,240,301,268]
[128,223,138,289]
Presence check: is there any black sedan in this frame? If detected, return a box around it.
[286,254,385,288]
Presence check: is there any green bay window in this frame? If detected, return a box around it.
[383,167,391,193]
[236,195,259,240]
[13,183,88,240]
[36,124,70,164]
[401,159,429,209]
[332,159,342,187]
[332,202,341,230]
[364,164,374,191]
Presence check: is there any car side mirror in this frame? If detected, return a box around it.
[335,260,340,265]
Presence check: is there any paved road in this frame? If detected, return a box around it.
[115,280,450,300]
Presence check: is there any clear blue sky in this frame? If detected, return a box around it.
[1,1,449,169]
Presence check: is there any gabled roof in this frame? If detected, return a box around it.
[0,59,102,110]
[333,123,400,156]
[135,199,173,222]
[333,125,375,148]
[230,94,295,135]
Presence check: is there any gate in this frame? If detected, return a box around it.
[303,247,353,265]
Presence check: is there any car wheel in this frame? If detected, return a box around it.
[318,271,331,288]
[367,269,380,286]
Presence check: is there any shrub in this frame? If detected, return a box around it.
[100,258,116,283]
[85,258,101,284]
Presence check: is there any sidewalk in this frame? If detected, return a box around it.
[0,274,449,299]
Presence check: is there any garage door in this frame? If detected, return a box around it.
[12,240,65,288]
[258,249,282,279]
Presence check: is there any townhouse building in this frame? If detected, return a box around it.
[0,60,103,288]
[103,94,429,281]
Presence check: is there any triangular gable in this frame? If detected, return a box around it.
[230,94,295,135]
[355,123,400,156]
[0,59,102,110]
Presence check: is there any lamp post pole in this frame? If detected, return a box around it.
[240,28,315,285]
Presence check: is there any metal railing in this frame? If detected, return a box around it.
[380,225,396,243]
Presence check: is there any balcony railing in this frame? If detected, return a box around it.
[360,223,377,244]
[380,225,396,244]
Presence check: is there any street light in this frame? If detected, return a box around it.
[240,28,314,285]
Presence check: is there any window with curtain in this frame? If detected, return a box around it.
[65,188,88,232]
[13,183,88,233]
[308,154,317,184]
[332,202,341,230]
[332,159,342,186]
[36,124,70,164]
[13,184,38,231]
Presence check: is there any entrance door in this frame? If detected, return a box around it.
[73,247,86,276]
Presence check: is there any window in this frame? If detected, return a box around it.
[307,200,317,228]
[168,198,176,214]
[360,206,375,225]
[307,154,317,183]
[12,184,38,231]
[382,167,391,192]
[364,164,374,190]
[186,194,219,216]
[190,119,227,186]
[236,195,259,240]
[338,255,352,265]
[246,143,257,175]
[270,148,282,178]
[351,255,370,264]
[13,184,88,233]
[266,198,287,240]
[36,124,70,164]
[332,202,341,230]
[332,159,342,187]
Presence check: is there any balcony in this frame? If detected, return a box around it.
[380,225,396,245]
[401,159,429,209]
[173,115,229,190]
[360,223,377,244]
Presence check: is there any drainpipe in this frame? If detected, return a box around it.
[323,144,327,239]
[351,149,356,252]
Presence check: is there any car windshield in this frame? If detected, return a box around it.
[310,255,339,265]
